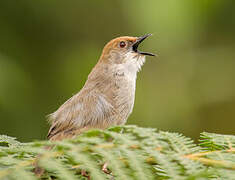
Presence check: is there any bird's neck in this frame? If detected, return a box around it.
[91,55,146,82]
[116,55,146,79]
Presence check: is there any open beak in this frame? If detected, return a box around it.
[132,34,155,56]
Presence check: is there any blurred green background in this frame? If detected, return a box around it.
[0,0,235,142]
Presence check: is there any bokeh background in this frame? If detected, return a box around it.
[0,0,235,142]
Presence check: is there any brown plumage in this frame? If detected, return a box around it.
[47,34,155,141]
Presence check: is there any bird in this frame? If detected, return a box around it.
[47,34,155,141]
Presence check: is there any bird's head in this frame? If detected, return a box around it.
[99,34,155,66]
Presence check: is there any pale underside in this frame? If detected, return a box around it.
[48,53,145,140]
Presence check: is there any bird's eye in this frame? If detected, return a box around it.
[119,41,126,48]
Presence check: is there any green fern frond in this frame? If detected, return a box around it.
[0,135,21,148]
[0,126,235,180]
[200,132,235,150]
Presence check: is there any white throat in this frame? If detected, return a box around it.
[124,53,146,74]
[113,53,146,83]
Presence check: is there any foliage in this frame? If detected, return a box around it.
[0,126,234,180]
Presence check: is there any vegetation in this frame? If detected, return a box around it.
[0,125,234,179]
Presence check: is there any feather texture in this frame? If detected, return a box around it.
[47,36,147,140]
